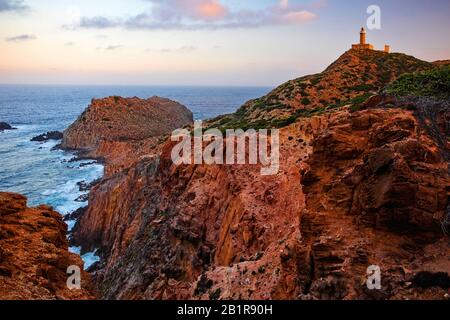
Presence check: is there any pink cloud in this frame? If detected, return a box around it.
[195,0,228,20]
[150,0,229,21]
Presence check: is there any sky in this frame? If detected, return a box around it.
[0,0,449,86]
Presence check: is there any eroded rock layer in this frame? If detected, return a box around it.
[0,192,94,300]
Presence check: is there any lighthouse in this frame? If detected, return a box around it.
[360,27,366,45]
[351,27,377,51]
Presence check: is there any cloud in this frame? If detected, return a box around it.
[63,16,119,30]
[179,45,197,52]
[5,34,36,42]
[157,0,229,21]
[105,45,123,50]
[80,16,121,29]
[145,45,198,53]
[0,0,28,12]
[67,0,318,31]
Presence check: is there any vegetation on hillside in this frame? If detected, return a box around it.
[387,66,450,100]
[207,92,374,131]
[207,50,437,131]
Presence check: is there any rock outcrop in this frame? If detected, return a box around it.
[31,131,63,142]
[67,51,449,300]
[72,106,449,300]
[61,96,193,176]
[0,192,95,300]
[0,122,15,131]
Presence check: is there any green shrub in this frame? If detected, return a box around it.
[387,66,450,100]
[297,81,308,90]
[301,97,312,105]
[348,84,375,92]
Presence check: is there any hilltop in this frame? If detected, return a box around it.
[207,49,434,130]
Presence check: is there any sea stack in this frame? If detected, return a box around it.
[0,122,15,131]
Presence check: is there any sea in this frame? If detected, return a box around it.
[0,85,271,267]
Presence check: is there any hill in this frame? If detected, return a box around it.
[207,49,434,131]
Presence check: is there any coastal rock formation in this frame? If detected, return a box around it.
[61,96,193,176]
[0,192,95,300]
[0,122,15,131]
[68,52,449,300]
[31,131,63,142]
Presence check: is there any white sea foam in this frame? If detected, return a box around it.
[56,202,84,216]
[69,246,100,270]
[66,219,76,231]
[82,251,101,269]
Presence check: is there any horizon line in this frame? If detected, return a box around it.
[0,83,275,88]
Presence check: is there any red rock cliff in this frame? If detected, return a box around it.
[0,192,95,300]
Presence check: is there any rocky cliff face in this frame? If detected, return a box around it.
[298,103,449,300]
[0,193,94,300]
[68,51,449,300]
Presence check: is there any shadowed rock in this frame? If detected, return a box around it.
[0,122,16,131]
[31,131,63,142]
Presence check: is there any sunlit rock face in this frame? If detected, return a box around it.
[0,192,95,300]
